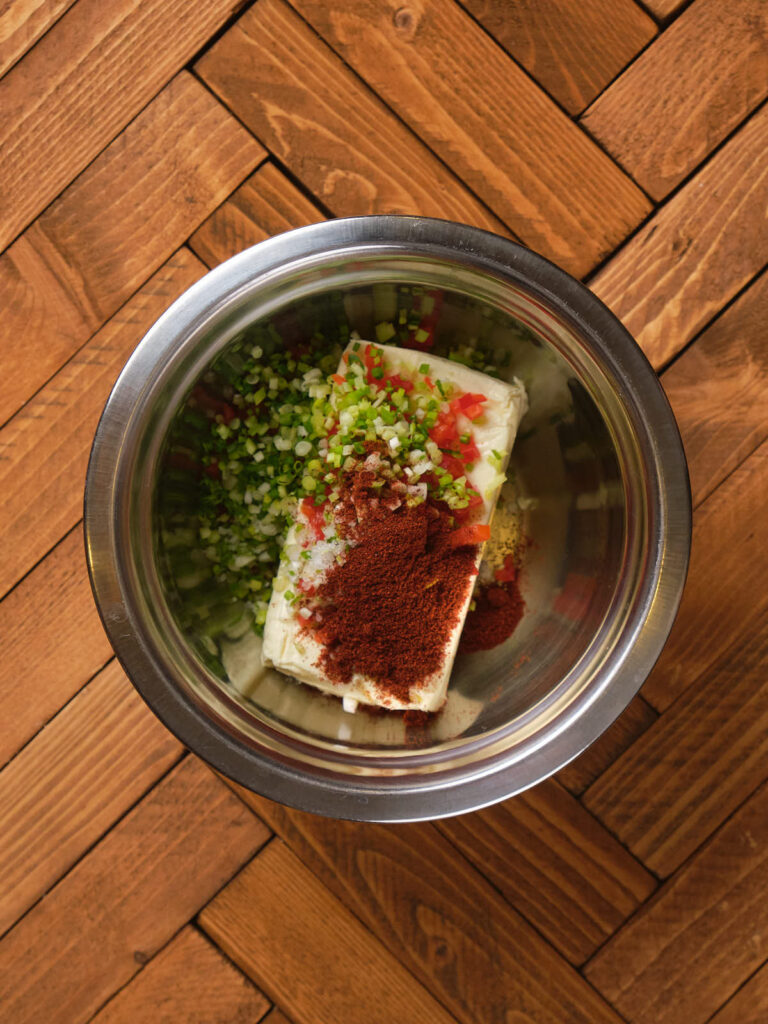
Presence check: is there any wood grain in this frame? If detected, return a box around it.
[438,780,656,964]
[661,267,768,508]
[0,249,205,596]
[582,0,768,199]
[585,782,768,1024]
[200,839,460,1024]
[0,757,268,1024]
[0,72,262,426]
[591,102,768,368]
[0,0,76,77]
[92,926,270,1024]
[584,617,768,876]
[641,438,768,710]
[261,1011,293,1024]
[195,1,510,241]
[287,0,651,276]
[644,0,700,22]
[232,785,623,1024]
[0,0,249,249]
[0,660,183,937]
[709,962,768,1024]
[190,162,325,269]
[0,527,112,768]
[462,0,656,115]
[557,696,658,795]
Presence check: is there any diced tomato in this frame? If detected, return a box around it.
[301,497,327,541]
[439,453,466,478]
[386,373,414,393]
[331,373,345,386]
[424,376,435,390]
[429,411,458,446]
[463,403,484,421]
[457,436,481,464]
[448,522,491,548]
[494,554,518,584]
[296,578,316,596]
[450,392,486,421]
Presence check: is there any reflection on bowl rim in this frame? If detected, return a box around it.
[84,216,691,822]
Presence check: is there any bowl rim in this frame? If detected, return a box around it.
[84,215,691,821]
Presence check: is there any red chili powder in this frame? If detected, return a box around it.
[458,580,525,653]
[304,502,478,703]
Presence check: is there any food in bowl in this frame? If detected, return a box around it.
[86,217,691,821]
[263,342,527,712]
[161,288,527,716]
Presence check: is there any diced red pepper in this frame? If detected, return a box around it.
[424,376,435,390]
[448,522,491,548]
[331,373,345,386]
[456,437,480,465]
[439,453,466,478]
[429,410,458,446]
[386,373,414,393]
[450,392,486,422]
[301,497,327,541]
[494,554,518,584]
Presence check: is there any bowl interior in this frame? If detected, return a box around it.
[152,267,633,758]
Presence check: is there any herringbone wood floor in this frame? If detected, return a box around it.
[1,1,767,1021]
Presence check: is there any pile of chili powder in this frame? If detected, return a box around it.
[297,468,480,703]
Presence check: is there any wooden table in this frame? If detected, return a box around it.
[1,1,766,1021]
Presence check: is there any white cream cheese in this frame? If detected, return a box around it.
[262,343,527,712]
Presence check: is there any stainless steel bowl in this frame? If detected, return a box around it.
[85,216,690,821]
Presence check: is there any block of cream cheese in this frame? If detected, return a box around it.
[262,343,527,712]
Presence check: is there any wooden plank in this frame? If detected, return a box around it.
[438,780,656,964]
[92,926,270,1024]
[557,695,658,795]
[590,103,768,368]
[195,2,511,243]
[585,782,768,1024]
[644,0,697,21]
[200,840,460,1024]
[462,0,656,115]
[0,757,268,1024]
[709,963,768,1024]
[641,438,768,711]
[661,268,768,508]
[0,660,183,937]
[189,162,325,269]
[0,0,249,250]
[230,785,624,1024]
[0,72,262,425]
[584,616,768,876]
[261,1012,293,1024]
[0,528,112,767]
[0,0,77,78]
[285,0,651,276]
[0,249,206,597]
[582,0,768,200]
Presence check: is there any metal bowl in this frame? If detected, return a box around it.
[85,216,690,821]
